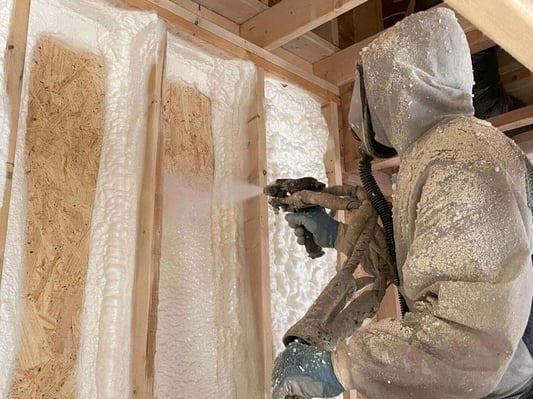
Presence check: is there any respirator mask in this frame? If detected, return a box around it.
[349,63,397,160]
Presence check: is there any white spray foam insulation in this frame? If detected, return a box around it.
[0,0,14,208]
[155,32,261,399]
[264,77,338,357]
[0,0,164,398]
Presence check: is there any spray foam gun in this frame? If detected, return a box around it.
[264,177,328,259]
[264,177,397,350]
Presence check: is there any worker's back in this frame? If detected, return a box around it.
[394,114,533,398]
[341,7,533,398]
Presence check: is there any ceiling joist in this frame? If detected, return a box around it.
[191,0,339,62]
[313,11,494,87]
[240,0,368,51]
[127,0,340,103]
[445,0,533,72]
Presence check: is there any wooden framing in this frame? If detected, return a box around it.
[124,0,340,104]
[488,104,533,132]
[322,102,343,186]
[244,67,273,399]
[0,0,31,288]
[282,32,339,63]
[190,0,340,63]
[240,0,367,50]
[169,0,331,69]
[130,35,166,399]
[271,47,313,73]
[190,0,268,23]
[313,22,494,87]
[313,34,375,89]
[168,0,241,34]
[2,1,531,398]
[446,0,533,72]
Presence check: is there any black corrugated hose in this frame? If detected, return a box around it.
[358,151,408,316]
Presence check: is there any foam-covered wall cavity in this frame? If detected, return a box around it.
[0,0,14,207]
[264,77,338,356]
[155,32,261,398]
[0,0,163,398]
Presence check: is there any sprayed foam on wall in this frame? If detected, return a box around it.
[155,32,261,398]
[264,77,338,356]
[0,0,14,208]
[0,0,163,398]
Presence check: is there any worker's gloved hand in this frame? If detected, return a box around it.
[272,341,344,399]
[285,208,339,248]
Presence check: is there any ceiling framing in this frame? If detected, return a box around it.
[159,0,533,178]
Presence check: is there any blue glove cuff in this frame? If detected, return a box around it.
[272,342,344,398]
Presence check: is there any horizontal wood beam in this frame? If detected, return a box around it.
[240,0,367,51]
[514,130,533,145]
[489,104,533,132]
[183,0,265,24]
[366,105,533,172]
[445,0,533,72]
[191,0,340,62]
[313,34,375,87]
[271,47,313,73]
[314,10,494,87]
[169,0,240,34]
[125,0,340,104]
[170,0,329,88]
[282,32,339,63]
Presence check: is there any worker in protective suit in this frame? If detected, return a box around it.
[272,7,533,399]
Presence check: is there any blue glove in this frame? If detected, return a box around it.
[272,342,344,399]
[285,208,339,248]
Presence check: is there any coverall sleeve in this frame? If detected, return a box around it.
[332,161,533,399]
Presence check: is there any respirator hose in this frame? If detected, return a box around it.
[358,152,397,281]
[358,151,408,315]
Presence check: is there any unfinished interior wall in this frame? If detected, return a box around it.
[264,76,338,356]
[0,0,163,398]
[155,32,261,398]
[9,36,104,398]
[158,81,217,397]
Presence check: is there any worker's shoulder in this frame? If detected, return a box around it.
[409,115,523,169]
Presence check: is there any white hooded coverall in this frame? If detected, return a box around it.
[336,8,533,399]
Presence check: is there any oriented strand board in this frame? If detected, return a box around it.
[162,83,214,179]
[9,37,104,398]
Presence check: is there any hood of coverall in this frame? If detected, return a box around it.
[349,7,475,157]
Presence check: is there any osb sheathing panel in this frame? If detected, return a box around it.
[163,82,214,180]
[9,36,104,398]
